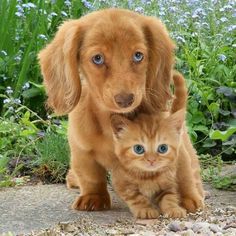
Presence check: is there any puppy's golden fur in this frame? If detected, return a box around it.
[38,9,175,211]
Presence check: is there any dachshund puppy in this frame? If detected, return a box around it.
[39,9,175,211]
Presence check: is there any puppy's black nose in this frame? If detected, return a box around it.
[114,93,134,108]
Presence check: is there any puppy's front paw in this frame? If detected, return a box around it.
[163,206,187,218]
[182,196,204,213]
[133,207,159,219]
[72,193,111,211]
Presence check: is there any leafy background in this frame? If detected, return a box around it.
[0,0,235,189]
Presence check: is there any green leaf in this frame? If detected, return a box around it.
[22,87,44,99]
[210,127,236,141]
[208,102,219,115]
[191,111,206,124]
[20,129,37,137]
[202,139,217,148]
[193,125,209,134]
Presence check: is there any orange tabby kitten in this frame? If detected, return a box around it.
[110,73,204,219]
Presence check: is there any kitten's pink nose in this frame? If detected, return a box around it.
[147,158,156,165]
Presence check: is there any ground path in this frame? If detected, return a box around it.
[0,180,235,236]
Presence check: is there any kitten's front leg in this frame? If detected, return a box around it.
[158,189,187,218]
[113,175,159,219]
[128,193,160,219]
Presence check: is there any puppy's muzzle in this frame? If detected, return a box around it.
[114,93,134,108]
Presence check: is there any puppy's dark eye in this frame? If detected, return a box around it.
[133,144,145,155]
[133,52,144,63]
[92,54,104,65]
[157,144,168,154]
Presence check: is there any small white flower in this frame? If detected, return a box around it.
[0,50,7,56]
[15,55,21,62]
[14,99,21,104]
[22,82,30,90]
[8,106,14,112]
[64,0,71,7]
[175,36,186,44]
[50,12,58,17]
[61,11,68,17]
[3,98,11,104]
[6,87,13,95]
[38,34,48,40]
[220,17,228,22]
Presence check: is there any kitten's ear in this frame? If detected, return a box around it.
[110,114,131,139]
[168,108,186,134]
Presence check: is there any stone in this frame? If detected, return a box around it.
[209,224,222,233]
[168,221,182,232]
[191,222,210,233]
[181,229,195,236]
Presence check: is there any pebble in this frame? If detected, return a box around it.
[168,221,182,232]
[181,229,195,236]
[139,231,156,236]
[191,222,210,233]
[184,221,193,230]
[226,206,236,212]
[105,229,120,235]
[209,223,222,233]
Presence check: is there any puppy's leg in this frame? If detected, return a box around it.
[66,169,79,189]
[70,147,111,211]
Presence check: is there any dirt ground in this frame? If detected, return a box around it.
[0,179,235,236]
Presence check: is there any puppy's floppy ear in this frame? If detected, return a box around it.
[142,17,175,110]
[38,20,84,115]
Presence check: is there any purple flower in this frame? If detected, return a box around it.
[228,25,236,32]
[15,4,24,17]
[218,54,227,62]
[81,0,93,9]
[22,3,36,9]
[134,7,144,14]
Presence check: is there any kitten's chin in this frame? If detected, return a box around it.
[142,164,160,172]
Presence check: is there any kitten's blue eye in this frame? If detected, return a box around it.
[133,52,144,63]
[157,144,168,154]
[92,54,104,65]
[133,144,145,155]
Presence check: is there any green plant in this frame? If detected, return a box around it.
[34,132,69,183]
[212,175,236,191]
[0,89,69,186]
[0,0,235,187]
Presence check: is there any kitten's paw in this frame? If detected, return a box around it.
[182,196,204,213]
[72,193,111,211]
[133,208,159,219]
[163,206,187,218]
